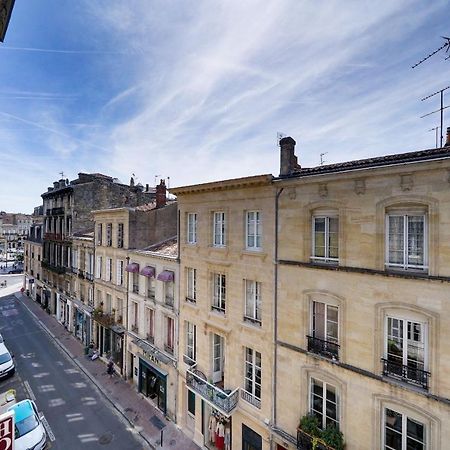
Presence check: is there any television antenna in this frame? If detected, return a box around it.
[320,152,328,166]
[154,174,161,185]
[412,36,450,68]
[428,127,440,148]
[420,85,450,148]
[277,132,286,146]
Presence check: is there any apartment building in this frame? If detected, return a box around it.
[92,180,177,376]
[23,215,44,302]
[127,238,178,420]
[271,136,450,450]
[172,175,275,450]
[0,211,33,251]
[41,173,154,318]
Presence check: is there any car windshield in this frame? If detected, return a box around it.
[15,414,39,438]
[0,352,11,364]
[0,334,3,343]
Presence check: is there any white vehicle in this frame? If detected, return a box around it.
[7,399,47,450]
[0,342,14,379]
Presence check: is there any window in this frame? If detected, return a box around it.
[97,223,102,246]
[310,378,339,429]
[71,249,78,271]
[383,316,429,389]
[106,257,112,282]
[312,216,339,263]
[106,223,112,246]
[105,294,112,314]
[116,260,124,286]
[384,408,426,450]
[386,214,426,271]
[95,256,102,279]
[186,267,196,302]
[187,390,195,416]
[117,223,124,248]
[185,322,196,363]
[132,271,139,294]
[244,347,261,405]
[308,301,339,360]
[213,212,226,247]
[187,213,197,244]
[146,308,154,342]
[244,280,261,325]
[131,302,138,332]
[147,275,155,300]
[165,278,174,307]
[246,211,262,250]
[212,273,226,313]
[165,316,174,354]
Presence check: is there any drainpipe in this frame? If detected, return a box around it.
[175,206,181,422]
[273,187,283,429]
[124,255,130,380]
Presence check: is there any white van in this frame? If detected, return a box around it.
[0,342,14,379]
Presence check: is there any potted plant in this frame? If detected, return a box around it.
[297,414,345,450]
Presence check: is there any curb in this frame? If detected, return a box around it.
[15,293,156,450]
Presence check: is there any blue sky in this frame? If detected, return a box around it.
[0,0,449,213]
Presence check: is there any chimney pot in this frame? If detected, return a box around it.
[445,127,450,147]
[279,136,300,176]
[156,179,167,208]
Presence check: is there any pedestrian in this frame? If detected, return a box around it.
[107,359,114,378]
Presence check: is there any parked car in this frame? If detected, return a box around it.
[7,399,47,450]
[0,342,14,379]
[0,332,3,343]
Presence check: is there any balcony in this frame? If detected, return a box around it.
[43,233,63,241]
[78,269,85,279]
[381,358,430,390]
[307,335,339,361]
[41,260,66,275]
[186,365,239,416]
[297,428,338,450]
[240,388,261,409]
[92,309,114,327]
[85,273,94,282]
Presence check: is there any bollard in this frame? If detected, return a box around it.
[160,429,163,447]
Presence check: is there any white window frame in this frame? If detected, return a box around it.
[95,256,102,279]
[244,347,261,402]
[385,214,428,271]
[147,275,155,300]
[311,215,339,263]
[383,407,427,450]
[244,280,261,325]
[213,211,226,247]
[116,260,124,286]
[186,267,196,302]
[310,301,339,344]
[187,213,197,244]
[106,257,112,282]
[212,273,226,313]
[146,307,154,341]
[185,321,196,362]
[246,211,262,250]
[309,377,339,430]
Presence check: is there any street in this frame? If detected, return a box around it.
[0,292,145,449]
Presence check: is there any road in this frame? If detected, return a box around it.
[0,292,145,449]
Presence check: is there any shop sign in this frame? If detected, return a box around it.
[0,411,14,450]
[143,350,159,365]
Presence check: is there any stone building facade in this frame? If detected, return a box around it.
[23,217,44,301]
[272,137,450,450]
[171,175,275,450]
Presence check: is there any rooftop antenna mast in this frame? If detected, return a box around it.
[412,36,450,68]
[154,174,161,185]
[428,127,440,149]
[59,171,65,178]
[420,85,450,148]
[320,152,328,166]
[277,132,286,146]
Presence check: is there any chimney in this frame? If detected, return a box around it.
[53,181,59,189]
[156,179,167,208]
[445,127,450,147]
[145,183,149,192]
[279,136,301,176]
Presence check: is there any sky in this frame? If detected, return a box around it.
[0,0,449,213]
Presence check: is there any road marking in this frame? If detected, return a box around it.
[40,414,56,442]
[24,380,36,401]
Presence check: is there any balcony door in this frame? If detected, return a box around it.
[212,333,224,384]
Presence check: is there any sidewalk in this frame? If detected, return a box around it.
[11,288,200,450]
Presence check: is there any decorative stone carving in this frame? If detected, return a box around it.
[354,179,366,195]
[401,174,413,191]
[319,184,328,198]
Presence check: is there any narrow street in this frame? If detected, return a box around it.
[0,291,145,450]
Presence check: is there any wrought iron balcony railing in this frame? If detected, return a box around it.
[186,365,239,416]
[307,335,339,360]
[240,388,261,409]
[381,358,430,390]
[297,428,337,450]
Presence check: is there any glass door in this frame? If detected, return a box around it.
[212,334,224,384]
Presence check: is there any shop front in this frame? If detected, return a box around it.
[203,403,232,450]
[94,322,124,371]
[138,358,167,414]
[70,298,93,346]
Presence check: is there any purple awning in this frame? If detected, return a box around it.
[125,263,140,273]
[157,270,174,282]
[140,266,155,278]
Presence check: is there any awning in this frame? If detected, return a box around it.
[125,263,140,273]
[140,266,155,278]
[131,338,171,366]
[157,270,174,282]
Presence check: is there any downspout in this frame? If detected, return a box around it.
[273,187,283,429]
[175,205,181,422]
[124,255,130,380]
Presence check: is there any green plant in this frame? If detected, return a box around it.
[321,425,344,450]
[299,414,321,437]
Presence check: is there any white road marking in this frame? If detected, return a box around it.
[24,380,36,401]
[40,414,56,442]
